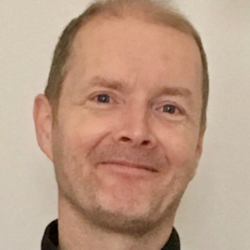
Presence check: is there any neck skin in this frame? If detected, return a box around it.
[58,197,176,250]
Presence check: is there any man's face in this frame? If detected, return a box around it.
[45,17,203,233]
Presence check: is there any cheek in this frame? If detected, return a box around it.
[60,112,115,151]
[160,131,200,199]
[158,125,200,170]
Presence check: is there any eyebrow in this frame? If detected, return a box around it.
[153,86,192,98]
[87,76,192,98]
[87,76,125,92]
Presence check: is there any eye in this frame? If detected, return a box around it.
[96,94,111,103]
[162,104,178,114]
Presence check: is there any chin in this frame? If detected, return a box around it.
[77,191,179,237]
[82,203,160,236]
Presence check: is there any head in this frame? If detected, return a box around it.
[34,0,208,236]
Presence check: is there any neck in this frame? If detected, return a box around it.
[58,198,175,250]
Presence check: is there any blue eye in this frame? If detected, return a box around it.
[97,94,110,103]
[163,104,176,114]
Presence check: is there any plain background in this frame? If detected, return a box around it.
[1,0,250,249]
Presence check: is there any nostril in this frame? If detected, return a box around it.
[120,137,131,142]
[141,140,150,146]
[119,136,151,146]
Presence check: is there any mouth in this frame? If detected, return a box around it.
[100,160,158,173]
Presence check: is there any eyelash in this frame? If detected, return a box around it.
[90,93,115,105]
[159,104,181,115]
[95,94,111,103]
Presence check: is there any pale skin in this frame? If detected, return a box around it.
[34,16,204,250]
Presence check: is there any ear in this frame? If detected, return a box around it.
[33,94,53,161]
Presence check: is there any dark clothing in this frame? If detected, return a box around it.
[42,219,180,250]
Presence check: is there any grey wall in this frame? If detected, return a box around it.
[1,0,249,249]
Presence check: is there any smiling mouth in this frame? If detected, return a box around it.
[100,161,158,173]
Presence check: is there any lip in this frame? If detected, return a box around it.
[100,161,158,173]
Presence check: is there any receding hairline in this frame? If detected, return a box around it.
[70,1,199,49]
[65,5,203,88]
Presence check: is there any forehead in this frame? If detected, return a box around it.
[64,16,202,96]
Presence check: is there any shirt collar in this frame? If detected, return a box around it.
[41,219,180,250]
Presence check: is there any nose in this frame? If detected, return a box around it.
[113,106,157,149]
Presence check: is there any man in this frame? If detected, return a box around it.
[33,0,209,249]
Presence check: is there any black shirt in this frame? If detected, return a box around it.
[41,220,180,250]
